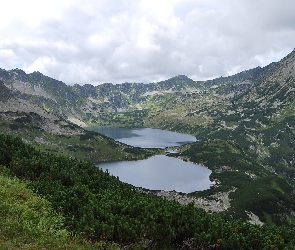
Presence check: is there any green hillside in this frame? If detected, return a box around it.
[1,133,295,249]
[0,167,118,250]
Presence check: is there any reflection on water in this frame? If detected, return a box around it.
[98,155,214,193]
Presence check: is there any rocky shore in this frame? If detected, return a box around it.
[137,187,264,225]
[138,187,236,213]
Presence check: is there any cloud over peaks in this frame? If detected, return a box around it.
[1,0,295,84]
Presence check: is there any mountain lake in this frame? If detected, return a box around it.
[88,126,197,148]
[90,126,214,193]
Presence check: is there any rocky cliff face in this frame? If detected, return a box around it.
[0,80,11,102]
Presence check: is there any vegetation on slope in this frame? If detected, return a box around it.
[0,168,118,250]
[91,51,295,226]
[180,139,295,225]
[0,111,154,163]
[1,133,295,249]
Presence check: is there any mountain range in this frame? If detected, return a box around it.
[1,49,295,225]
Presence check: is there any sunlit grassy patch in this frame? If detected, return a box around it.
[0,171,118,249]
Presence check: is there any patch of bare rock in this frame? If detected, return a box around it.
[138,187,264,225]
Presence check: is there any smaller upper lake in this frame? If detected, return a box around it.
[87,126,197,148]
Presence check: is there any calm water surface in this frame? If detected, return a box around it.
[88,126,197,148]
[98,155,214,193]
[90,126,212,193]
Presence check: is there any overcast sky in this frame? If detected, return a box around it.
[0,0,294,85]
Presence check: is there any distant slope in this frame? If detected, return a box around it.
[0,80,11,101]
[0,110,152,162]
[0,70,200,124]
[0,95,152,163]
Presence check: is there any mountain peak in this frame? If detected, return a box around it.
[264,48,295,82]
[10,68,26,74]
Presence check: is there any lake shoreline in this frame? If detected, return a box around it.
[98,155,214,193]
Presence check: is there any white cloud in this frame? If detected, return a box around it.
[0,48,21,69]
[26,56,57,75]
[0,0,295,84]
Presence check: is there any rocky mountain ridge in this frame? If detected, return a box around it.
[0,64,271,126]
[0,70,197,124]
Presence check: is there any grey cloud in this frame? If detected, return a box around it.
[0,0,295,85]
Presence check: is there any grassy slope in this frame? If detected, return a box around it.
[0,169,119,250]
